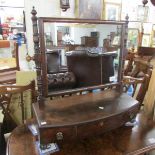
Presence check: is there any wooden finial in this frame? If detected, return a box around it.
[31,6,37,16]
[142,0,148,7]
[125,14,129,24]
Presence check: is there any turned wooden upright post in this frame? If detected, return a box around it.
[31,7,45,109]
[118,14,129,92]
[139,23,144,47]
[122,14,129,75]
[124,14,129,50]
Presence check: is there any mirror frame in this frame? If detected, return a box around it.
[31,7,128,100]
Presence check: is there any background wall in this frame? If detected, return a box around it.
[25,0,155,56]
[24,0,60,56]
[121,0,155,22]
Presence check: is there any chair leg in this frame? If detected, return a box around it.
[0,123,6,155]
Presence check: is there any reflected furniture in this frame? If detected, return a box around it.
[7,111,155,155]
[46,49,63,74]
[47,50,117,92]
[0,40,19,84]
[81,36,98,47]
[66,50,117,87]
[46,48,76,91]
[48,71,76,91]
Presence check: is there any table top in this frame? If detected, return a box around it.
[33,90,138,128]
[7,111,155,155]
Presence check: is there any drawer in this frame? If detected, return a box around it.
[77,104,140,139]
[39,126,76,145]
[38,103,140,145]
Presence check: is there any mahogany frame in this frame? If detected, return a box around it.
[31,7,128,107]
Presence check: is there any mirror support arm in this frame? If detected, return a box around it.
[31,6,45,109]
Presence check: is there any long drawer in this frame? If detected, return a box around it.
[38,104,139,145]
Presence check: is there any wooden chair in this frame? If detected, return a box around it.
[124,46,155,77]
[123,50,153,105]
[123,68,152,106]
[0,80,36,134]
[124,50,136,76]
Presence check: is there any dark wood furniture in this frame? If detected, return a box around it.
[123,68,152,106]
[7,111,155,155]
[46,49,65,74]
[123,50,153,106]
[31,8,128,97]
[0,40,19,84]
[124,47,154,77]
[81,36,98,47]
[0,80,36,155]
[138,47,155,57]
[0,123,6,155]
[0,80,36,133]
[33,89,139,146]
[30,7,141,152]
[66,50,117,87]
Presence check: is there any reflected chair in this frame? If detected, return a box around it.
[0,80,35,134]
[124,51,135,76]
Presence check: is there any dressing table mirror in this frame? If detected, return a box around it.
[33,12,128,98]
[31,7,140,148]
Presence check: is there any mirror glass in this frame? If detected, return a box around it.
[40,21,124,96]
[0,40,18,71]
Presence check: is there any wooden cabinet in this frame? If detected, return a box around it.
[31,8,135,149]
[33,91,140,145]
[81,36,98,47]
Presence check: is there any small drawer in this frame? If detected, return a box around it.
[39,126,76,145]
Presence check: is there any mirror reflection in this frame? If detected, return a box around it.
[43,22,122,94]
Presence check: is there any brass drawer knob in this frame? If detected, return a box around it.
[56,132,63,140]
[99,121,104,127]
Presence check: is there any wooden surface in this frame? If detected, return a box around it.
[7,111,155,155]
[81,36,98,47]
[34,90,138,127]
[0,71,16,84]
[33,90,139,145]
